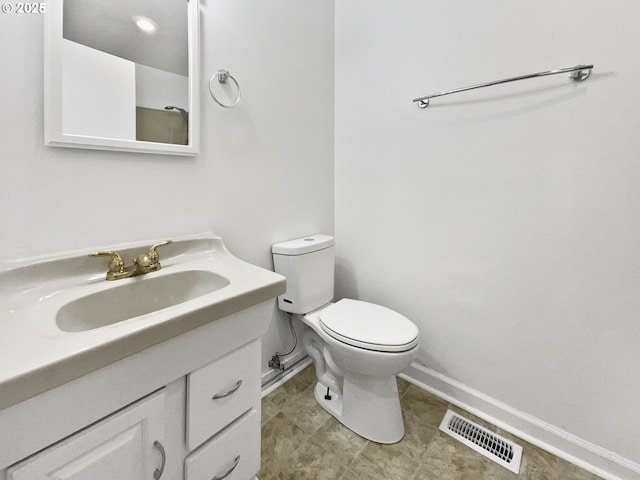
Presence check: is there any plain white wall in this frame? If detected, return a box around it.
[0,0,334,374]
[135,63,189,111]
[335,0,640,476]
[62,39,135,139]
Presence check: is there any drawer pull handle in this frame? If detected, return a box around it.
[212,380,243,400]
[212,455,241,480]
[153,440,166,479]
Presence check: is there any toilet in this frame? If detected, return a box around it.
[272,234,419,444]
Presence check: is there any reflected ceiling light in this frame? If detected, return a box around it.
[132,15,158,35]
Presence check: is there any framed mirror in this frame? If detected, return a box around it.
[44,0,199,155]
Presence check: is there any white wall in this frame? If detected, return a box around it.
[62,39,135,139]
[135,63,188,111]
[335,1,640,478]
[0,0,334,373]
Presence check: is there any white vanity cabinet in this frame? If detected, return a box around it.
[0,302,272,480]
[185,409,260,480]
[187,340,260,450]
[7,390,166,480]
[0,235,285,480]
[184,340,261,480]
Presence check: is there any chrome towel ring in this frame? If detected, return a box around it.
[209,69,241,108]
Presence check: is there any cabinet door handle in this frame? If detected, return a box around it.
[211,380,243,400]
[153,440,166,479]
[211,455,241,480]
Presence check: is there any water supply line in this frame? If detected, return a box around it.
[268,314,297,371]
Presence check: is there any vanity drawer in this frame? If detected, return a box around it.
[185,408,260,480]
[186,339,260,450]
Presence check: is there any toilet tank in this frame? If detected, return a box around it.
[272,234,335,314]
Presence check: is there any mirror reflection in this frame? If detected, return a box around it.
[62,0,188,145]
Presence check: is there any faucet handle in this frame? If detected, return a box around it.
[89,251,125,274]
[148,240,173,262]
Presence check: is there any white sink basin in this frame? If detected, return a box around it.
[0,234,286,410]
[56,270,230,332]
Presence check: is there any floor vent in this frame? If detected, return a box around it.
[439,410,523,474]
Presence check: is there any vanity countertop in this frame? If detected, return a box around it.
[0,234,285,410]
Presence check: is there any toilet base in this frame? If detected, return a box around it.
[313,373,405,444]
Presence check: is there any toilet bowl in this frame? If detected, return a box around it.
[300,299,418,443]
[272,235,420,444]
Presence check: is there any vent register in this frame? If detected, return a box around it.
[439,410,523,474]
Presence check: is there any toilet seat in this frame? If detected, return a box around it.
[319,299,419,352]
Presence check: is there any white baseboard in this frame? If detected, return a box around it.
[400,363,640,480]
[261,357,313,398]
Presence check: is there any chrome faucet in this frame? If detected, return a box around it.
[89,240,173,281]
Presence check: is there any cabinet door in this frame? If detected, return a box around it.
[7,390,165,480]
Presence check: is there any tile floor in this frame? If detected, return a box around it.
[260,365,603,480]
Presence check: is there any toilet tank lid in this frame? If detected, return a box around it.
[272,234,335,255]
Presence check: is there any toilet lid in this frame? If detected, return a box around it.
[319,299,419,352]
